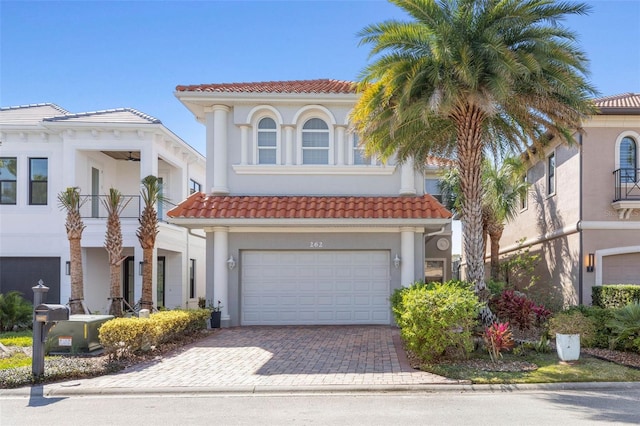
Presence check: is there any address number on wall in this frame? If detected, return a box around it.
[309,242,324,248]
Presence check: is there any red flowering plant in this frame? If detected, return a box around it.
[484,322,515,362]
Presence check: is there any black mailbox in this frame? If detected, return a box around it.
[35,304,69,323]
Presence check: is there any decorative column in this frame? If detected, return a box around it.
[400,227,415,287]
[400,157,417,196]
[284,125,294,165]
[336,125,346,166]
[206,105,230,195]
[240,125,249,165]
[213,226,230,322]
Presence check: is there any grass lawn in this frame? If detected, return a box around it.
[421,350,640,384]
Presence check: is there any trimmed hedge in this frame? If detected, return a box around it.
[592,285,640,309]
[98,309,209,359]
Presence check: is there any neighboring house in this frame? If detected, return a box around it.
[168,79,453,326]
[0,103,206,312]
[498,93,640,307]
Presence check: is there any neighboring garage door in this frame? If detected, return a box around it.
[241,250,390,325]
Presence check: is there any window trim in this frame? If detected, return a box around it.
[28,157,48,206]
[546,151,556,197]
[615,131,639,184]
[0,157,17,205]
[300,118,331,165]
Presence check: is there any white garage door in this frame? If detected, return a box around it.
[241,250,390,325]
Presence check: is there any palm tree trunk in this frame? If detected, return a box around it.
[141,249,154,311]
[109,262,123,317]
[455,104,495,325]
[69,237,85,315]
[489,226,504,281]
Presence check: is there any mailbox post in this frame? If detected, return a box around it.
[32,280,69,378]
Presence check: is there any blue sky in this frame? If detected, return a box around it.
[2,0,639,157]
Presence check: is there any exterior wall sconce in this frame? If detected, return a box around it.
[227,255,236,270]
[65,261,71,275]
[393,254,401,269]
[586,253,595,273]
[139,261,145,276]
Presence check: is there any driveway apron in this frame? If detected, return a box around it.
[60,326,458,390]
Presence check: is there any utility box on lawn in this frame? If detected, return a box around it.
[46,314,114,354]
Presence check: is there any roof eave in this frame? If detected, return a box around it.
[166,217,451,229]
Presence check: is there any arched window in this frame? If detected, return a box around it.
[352,133,370,165]
[302,118,329,164]
[257,117,277,164]
[620,136,637,183]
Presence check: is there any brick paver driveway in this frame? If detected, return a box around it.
[65,326,458,390]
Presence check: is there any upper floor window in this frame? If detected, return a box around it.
[0,157,17,205]
[620,136,637,183]
[425,178,442,203]
[302,118,329,165]
[189,179,201,194]
[546,152,555,196]
[352,133,370,165]
[29,158,48,205]
[257,117,278,164]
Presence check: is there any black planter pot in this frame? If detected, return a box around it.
[210,311,221,328]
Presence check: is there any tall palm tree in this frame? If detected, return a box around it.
[102,188,131,317]
[57,187,87,314]
[136,175,162,311]
[351,0,596,322]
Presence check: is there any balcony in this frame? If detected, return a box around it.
[79,195,141,219]
[612,169,640,219]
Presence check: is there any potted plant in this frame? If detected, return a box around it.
[548,310,596,362]
[208,300,223,328]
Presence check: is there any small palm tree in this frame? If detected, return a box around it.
[440,157,529,280]
[136,175,162,311]
[57,187,87,314]
[102,188,131,317]
[351,0,596,323]
[483,157,529,280]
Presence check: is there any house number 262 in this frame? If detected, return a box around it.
[309,242,324,248]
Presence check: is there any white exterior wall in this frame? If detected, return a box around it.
[0,105,206,311]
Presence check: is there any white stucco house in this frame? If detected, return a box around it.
[0,103,206,312]
[167,79,454,327]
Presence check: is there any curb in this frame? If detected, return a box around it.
[3,381,640,398]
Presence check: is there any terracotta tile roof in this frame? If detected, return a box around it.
[175,79,357,94]
[425,156,454,168]
[593,93,640,113]
[168,193,451,220]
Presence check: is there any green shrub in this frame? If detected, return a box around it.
[99,309,209,359]
[592,285,640,309]
[0,292,33,332]
[606,303,640,353]
[395,281,480,362]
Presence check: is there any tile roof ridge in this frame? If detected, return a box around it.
[0,103,70,115]
[43,107,161,123]
[176,78,357,94]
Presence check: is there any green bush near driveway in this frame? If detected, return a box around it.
[99,309,210,359]
[393,280,480,362]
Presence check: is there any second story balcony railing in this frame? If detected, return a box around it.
[613,168,640,202]
[79,195,141,219]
